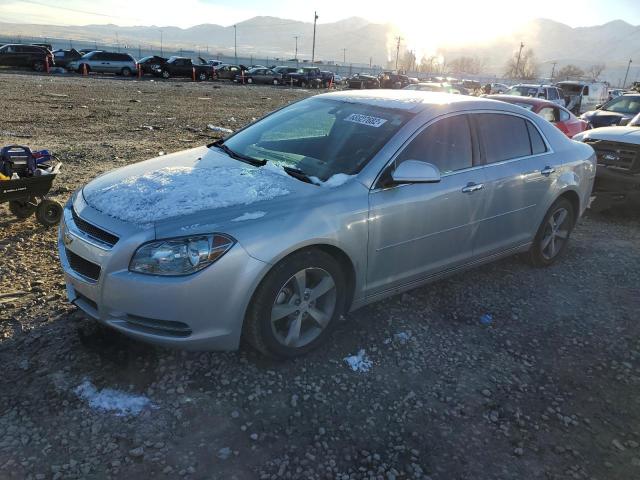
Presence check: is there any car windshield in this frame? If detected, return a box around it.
[219,98,412,181]
[507,86,541,97]
[601,95,640,114]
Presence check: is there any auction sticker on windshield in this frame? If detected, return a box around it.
[344,113,387,128]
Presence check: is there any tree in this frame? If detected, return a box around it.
[448,56,485,75]
[504,48,538,79]
[587,63,606,79]
[556,64,585,79]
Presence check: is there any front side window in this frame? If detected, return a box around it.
[221,98,411,181]
[396,115,473,174]
[559,109,570,121]
[538,107,557,123]
[477,113,540,163]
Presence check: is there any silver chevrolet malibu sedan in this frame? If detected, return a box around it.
[58,90,596,357]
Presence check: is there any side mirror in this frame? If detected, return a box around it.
[391,160,441,184]
[595,104,602,110]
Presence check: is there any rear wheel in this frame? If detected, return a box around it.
[35,199,63,227]
[300,80,307,88]
[161,70,170,79]
[247,77,253,84]
[32,60,45,72]
[9,198,37,219]
[528,198,575,267]
[121,67,132,77]
[198,71,208,81]
[244,249,346,358]
[273,78,279,85]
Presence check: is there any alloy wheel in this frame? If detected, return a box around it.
[270,267,336,348]
[540,207,570,260]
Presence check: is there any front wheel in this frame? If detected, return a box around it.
[244,250,346,358]
[33,60,45,72]
[273,78,279,85]
[527,198,575,267]
[121,67,132,77]
[35,199,63,227]
[161,70,170,79]
[198,71,208,81]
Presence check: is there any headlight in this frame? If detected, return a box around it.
[129,234,235,276]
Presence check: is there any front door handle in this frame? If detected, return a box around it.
[462,182,484,193]
[541,166,556,176]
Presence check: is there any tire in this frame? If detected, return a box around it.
[9,198,37,219]
[273,79,279,86]
[527,198,575,267]
[32,60,45,72]
[35,199,63,227]
[247,77,253,84]
[299,80,307,88]
[161,70,170,79]
[244,249,347,358]
[121,67,132,77]
[198,72,208,81]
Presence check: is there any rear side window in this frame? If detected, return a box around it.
[396,115,473,174]
[477,113,545,162]
[526,121,547,155]
[559,109,570,121]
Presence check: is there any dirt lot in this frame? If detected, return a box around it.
[1,72,639,480]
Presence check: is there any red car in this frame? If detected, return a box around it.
[488,95,589,138]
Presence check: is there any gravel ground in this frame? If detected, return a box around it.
[1,72,639,480]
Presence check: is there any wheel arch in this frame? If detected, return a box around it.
[557,189,581,226]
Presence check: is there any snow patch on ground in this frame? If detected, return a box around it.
[344,349,372,373]
[231,211,266,222]
[74,380,153,416]
[84,166,290,224]
[394,331,412,344]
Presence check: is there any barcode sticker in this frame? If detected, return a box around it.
[344,113,388,128]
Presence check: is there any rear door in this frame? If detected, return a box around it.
[366,114,486,295]
[473,112,554,257]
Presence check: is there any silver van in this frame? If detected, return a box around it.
[67,51,137,76]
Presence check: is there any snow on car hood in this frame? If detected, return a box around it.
[574,126,640,144]
[82,146,293,225]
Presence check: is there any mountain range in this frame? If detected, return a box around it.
[1,16,639,83]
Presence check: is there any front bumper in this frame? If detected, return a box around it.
[58,203,269,350]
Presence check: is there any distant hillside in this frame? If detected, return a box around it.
[1,16,639,83]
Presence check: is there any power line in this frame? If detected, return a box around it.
[17,0,139,21]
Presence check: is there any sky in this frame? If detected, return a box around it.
[0,0,638,29]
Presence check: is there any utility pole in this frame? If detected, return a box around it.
[342,48,346,64]
[395,36,402,71]
[115,32,120,52]
[159,29,163,56]
[293,35,299,61]
[515,41,524,78]
[550,61,557,81]
[623,58,632,88]
[234,25,237,64]
[311,11,318,64]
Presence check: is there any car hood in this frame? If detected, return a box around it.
[81,146,324,228]
[582,109,635,126]
[573,126,640,144]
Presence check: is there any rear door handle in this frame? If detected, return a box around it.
[462,182,484,193]
[541,166,555,176]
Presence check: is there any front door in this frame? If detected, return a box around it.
[366,114,485,295]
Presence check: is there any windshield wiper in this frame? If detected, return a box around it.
[209,140,266,167]
[282,166,315,184]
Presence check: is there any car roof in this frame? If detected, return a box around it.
[316,89,518,114]
[488,95,558,108]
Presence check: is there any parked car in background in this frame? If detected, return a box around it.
[490,83,510,94]
[347,73,380,89]
[237,67,282,85]
[580,93,640,128]
[556,81,608,115]
[404,82,460,94]
[379,71,410,89]
[152,56,211,80]
[506,84,565,106]
[286,67,323,88]
[52,48,82,69]
[272,66,298,78]
[32,43,53,51]
[68,51,137,76]
[573,112,640,210]
[0,43,53,72]
[59,91,595,357]
[137,55,167,75]
[206,60,223,67]
[78,48,96,55]
[608,89,625,101]
[489,95,589,138]
[214,64,245,80]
